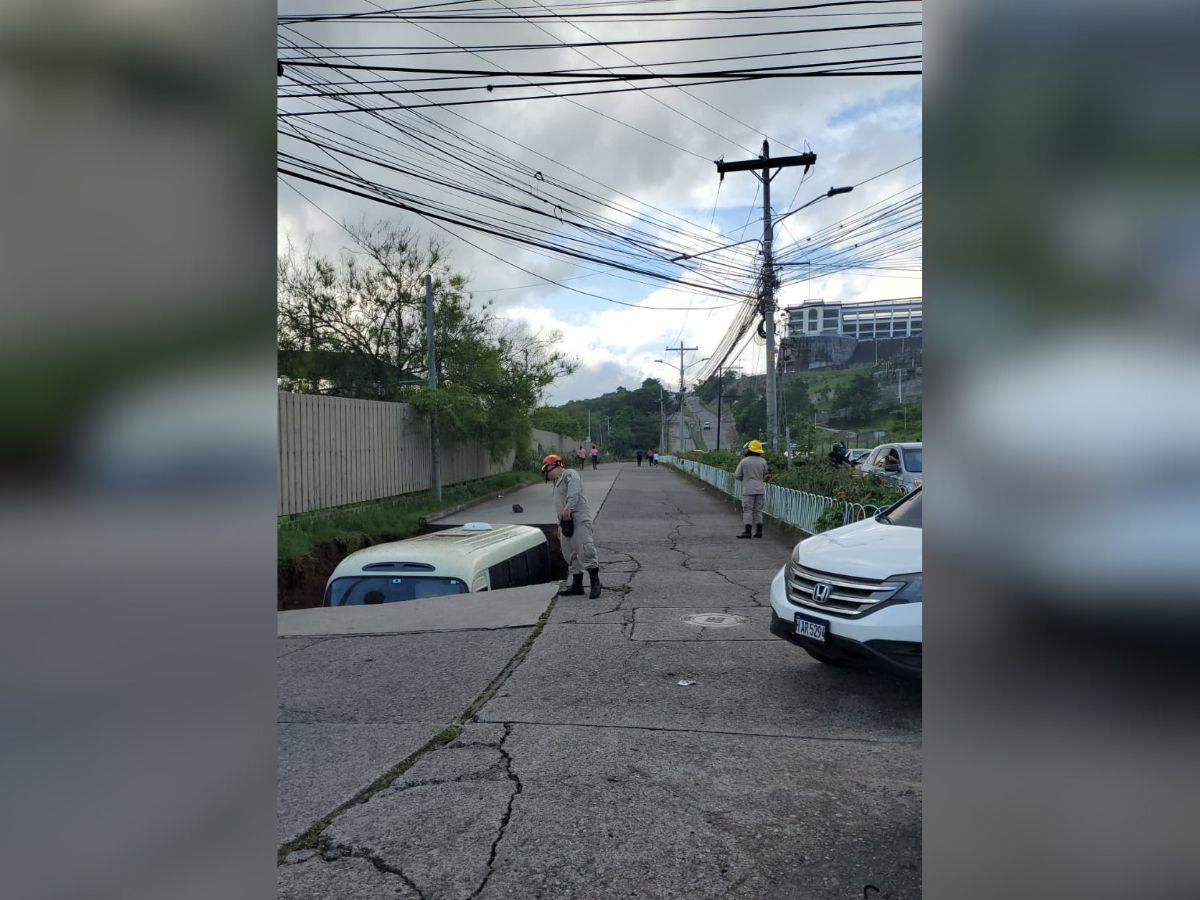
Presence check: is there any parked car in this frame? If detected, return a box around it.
[702,421,712,430]
[855,441,923,491]
[769,488,922,676]
[324,523,550,605]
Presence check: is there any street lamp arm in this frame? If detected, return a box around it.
[772,185,854,229]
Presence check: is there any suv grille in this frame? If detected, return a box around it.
[787,564,902,616]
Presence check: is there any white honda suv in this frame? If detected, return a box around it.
[769,488,923,677]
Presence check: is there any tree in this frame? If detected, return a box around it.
[783,378,818,453]
[278,220,576,458]
[831,370,880,425]
[532,406,585,437]
[733,393,766,441]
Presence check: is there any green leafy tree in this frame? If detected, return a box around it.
[783,378,818,453]
[544,377,669,456]
[831,370,880,425]
[532,406,585,437]
[278,220,575,458]
[733,392,766,442]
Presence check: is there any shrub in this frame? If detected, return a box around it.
[679,449,902,513]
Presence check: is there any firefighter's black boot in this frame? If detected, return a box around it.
[587,567,602,599]
[559,573,585,596]
[737,525,752,539]
[754,524,763,538]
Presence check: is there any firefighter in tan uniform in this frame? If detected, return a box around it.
[541,454,602,598]
[734,439,770,539]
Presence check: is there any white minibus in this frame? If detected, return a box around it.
[323,523,550,606]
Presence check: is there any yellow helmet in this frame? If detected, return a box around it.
[745,440,764,455]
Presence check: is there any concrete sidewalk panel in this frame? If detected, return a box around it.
[479,624,920,742]
[477,723,921,900]
[277,723,438,844]
[432,465,623,526]
[278,855,420,899]
[324,777,515,899]
[278,584,557,638]
[625,567,759,608]
[278,629,531,724]
[631,607,777,641]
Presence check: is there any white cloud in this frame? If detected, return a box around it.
[278,13,922,405]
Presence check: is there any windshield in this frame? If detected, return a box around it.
[902,448,923,473]
[880,489,922,528]
[325,576,468,606]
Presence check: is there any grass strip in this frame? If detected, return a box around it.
[278,470,540,563]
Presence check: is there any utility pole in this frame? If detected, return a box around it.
[664,342,698,453]
[424,273,441,500]
[658,385,666,452]
[717,141,816,451]
[714,364,739,451]
[716,367,724,452]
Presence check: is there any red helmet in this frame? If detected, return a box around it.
[540,454,565,473]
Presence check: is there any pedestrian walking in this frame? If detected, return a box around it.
[648,449,657,466]
[541,454,602,598]
[590,444,599,469]
[576,445,586,469]
[734,440,769,539]
[635,447,644,467]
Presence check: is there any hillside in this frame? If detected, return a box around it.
[532,378,675,457]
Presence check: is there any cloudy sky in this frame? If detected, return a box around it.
[278,2,922,404]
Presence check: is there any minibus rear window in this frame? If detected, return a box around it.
[325,576,468,606]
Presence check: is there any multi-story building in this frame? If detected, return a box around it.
[786,298,922,340]
[778,298,922,374]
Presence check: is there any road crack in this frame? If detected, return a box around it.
[467,723,523,899]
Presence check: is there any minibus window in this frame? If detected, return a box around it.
[489,561,512,590]
[510,552,529,586]
[326,576,468,606]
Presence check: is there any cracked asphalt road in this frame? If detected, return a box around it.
[279,463,921,899]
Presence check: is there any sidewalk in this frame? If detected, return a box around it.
[428,464,621,527]
[278,462,921,899]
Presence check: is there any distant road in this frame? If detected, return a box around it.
[665,394,737,453]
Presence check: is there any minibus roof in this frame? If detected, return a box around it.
[328,523,547,583]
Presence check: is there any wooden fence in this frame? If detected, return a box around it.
[278,392,516,516]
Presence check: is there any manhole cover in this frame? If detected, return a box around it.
[682,613,747,628]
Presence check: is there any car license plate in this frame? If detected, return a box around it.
[794,612,829,644]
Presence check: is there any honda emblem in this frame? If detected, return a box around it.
[812,582,832,604]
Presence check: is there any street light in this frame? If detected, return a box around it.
[772,185,854,229]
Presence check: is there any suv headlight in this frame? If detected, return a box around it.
[891,572,923,603]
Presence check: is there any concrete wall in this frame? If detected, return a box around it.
[778,334,858,373]
[531,428,585,459]
[278,392,515,515]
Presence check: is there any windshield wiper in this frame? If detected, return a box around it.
[876,514,893,524]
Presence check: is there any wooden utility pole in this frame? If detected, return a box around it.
[424,273,441,501]
[715,364,740,451]
[717,141,816,451]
